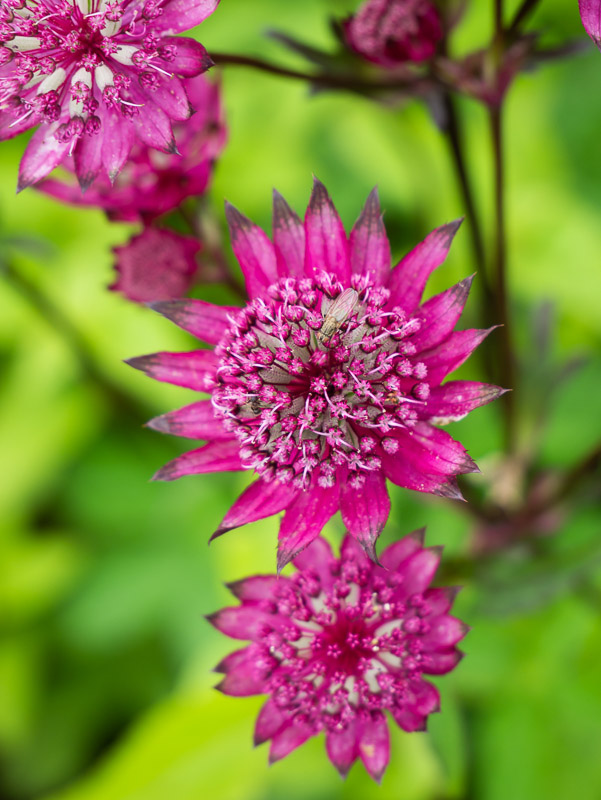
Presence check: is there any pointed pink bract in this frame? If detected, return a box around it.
[147,400,230,440]
[272,190,306,277]
[349,187,391,285]
[153,440,242,481]
[304,178,350,282]
[387,219,462,313]
[277,484,339,571]
[225,203,278,297]
[579,0,601,47]
[212,478,299,541]
[339,469,390,561]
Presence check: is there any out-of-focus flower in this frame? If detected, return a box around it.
[127,180,504,568]
[208,532,467,781]
[111,226,199,302]
[343,0,443,67]
[579,0,601,48]
[0,0,219,190]
[37,73,226,221]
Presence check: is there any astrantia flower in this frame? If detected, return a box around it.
[37,73,226,220]
[0,0,219,190]
[111,226,199,302]
[343,0,443,67]
[127,180,504,568]
[208,532,467,781]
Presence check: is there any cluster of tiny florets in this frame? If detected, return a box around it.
[246,558,438,728]
[211,272,431,490]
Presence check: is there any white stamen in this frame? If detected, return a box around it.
[148,62,173,78]
[9,107,34,128]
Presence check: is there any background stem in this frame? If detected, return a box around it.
[490,105,517,451]
[508,0,543,37]
[441,92,494,321]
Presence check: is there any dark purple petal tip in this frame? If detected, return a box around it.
[208,526,231,543]
[150,463,178,482]
[145,414,171,434]
[147,300,190,317]
[408,527,427,546]
[358,536,382,566]
[225,201,253,234]
[124,354,156,375]
[435,480,466,502]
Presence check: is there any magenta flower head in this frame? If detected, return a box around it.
[127,180,504,569]
[37,73,226,221]
[579,0,601,48]
[343,0,443,67]
[0,0,220,191]
[208,532,467,781]
[111,226,199,303]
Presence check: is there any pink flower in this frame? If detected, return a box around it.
[111,226,199,303]
[127,180,505,568]
[579,0,601,48]
[0,0,220,191]
[343,0,442,68]
[37,73,226,221]
[208,532,467,781]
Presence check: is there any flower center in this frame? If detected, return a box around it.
[212,272,429,489]
[258,564,429,730]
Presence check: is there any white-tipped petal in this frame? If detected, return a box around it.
[37,67,66,94]
[6,36,41,52]
[69,67,92,115]
[111,45,138,66]
[94,64,114,91]
[24,75,45,90]
[71,67,92,87]
[101,18,122,36]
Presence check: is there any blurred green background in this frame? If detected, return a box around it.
[1,1,601,798]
